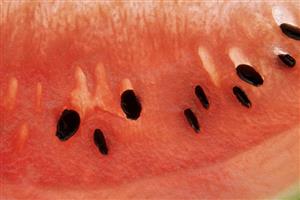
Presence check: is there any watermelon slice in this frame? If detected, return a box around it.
[1,1,300,199]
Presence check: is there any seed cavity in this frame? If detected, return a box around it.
[280,23,300,40]
[236,64,264,87]
[184,108,200,133]
[278,54,296,68]
[233,86,251,108]
[195,85,209,109]
[121,90,142,120]
[56,109,80,141]
[94,129,108,155]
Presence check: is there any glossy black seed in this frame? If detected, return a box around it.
[278,54,296,68]
[233,86,251,108]
[195,85,209,109]
[236,64,264,86]
[280,23,300,40]
[56,109,80,141]
[121,90,142,120]
[184,108,200,133]
[94,129,108,155]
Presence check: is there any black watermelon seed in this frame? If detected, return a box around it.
[184,108,200,133]
[278,54,296,68]
[56,109,80,141]
[233,86,251,108]
[280,23,300,40]
[121,90,142,120]
[94,129,108,155]
[195,85,209,109]
[236,64,264,86]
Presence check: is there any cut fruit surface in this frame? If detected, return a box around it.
[1,1,300,199]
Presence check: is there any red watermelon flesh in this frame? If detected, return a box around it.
[1,1,300,199]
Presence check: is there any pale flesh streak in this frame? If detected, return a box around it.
[17,123,29,152]
[94,63,112,109]
[36,82,42,112]
[272,6,297,26]
[273,46,289,56]
[94,63,123,117]
[228,47,251,67]
[198,47,219,87]
[70,65,122,118]
[3,77,18,110]
[70,66,93,116]
[121,78,134,94]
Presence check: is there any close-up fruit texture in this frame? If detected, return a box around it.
[1,1,299,199]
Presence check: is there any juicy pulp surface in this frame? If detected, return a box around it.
[1,1,300,199]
